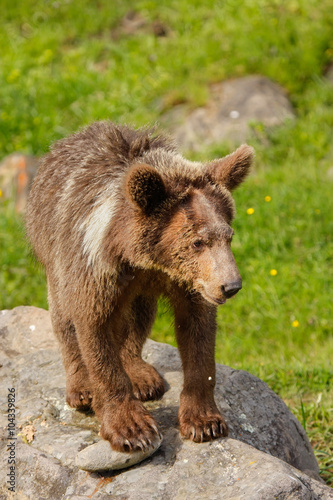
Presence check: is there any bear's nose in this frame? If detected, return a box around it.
[221,280,242,298]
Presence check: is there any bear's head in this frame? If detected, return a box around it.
[125,144,254,306]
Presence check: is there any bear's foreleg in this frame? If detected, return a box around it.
[73,315,161,452]
[120,295,166,401]
[172,292,228,442]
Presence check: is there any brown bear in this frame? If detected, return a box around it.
[26,121,254,452]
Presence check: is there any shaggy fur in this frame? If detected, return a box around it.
[26,121,254,451]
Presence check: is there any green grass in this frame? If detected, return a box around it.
[0,0,332,485]
[0,200,47,310]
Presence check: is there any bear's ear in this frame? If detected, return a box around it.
[126,163,167,214]
[207,144,255,191]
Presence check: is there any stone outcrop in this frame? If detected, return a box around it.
[1,306,332,499]
[162,75,295,151]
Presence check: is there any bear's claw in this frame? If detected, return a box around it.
[66,390,93,410]
[179,409,228,443]
[100,398,160,452]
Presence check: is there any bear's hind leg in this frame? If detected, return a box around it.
[73,313,160,452]
[61,324,93,411]
[49,290,92,410]
[125,359,166,402]
[121,296,165,402]
[56,321,93,410]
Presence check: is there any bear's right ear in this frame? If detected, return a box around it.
[207,144,255,191]
[126,164,167,214]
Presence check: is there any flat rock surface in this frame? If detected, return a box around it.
[1,306,332,499]
[163,75,295,150]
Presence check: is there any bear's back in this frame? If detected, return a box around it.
[26,122,175,265]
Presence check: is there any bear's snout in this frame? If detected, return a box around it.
[221,280,242,299]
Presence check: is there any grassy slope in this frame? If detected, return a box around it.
[0,0,332,484]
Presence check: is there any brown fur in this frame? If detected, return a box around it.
[26,121,254,451]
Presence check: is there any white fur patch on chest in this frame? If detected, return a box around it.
[79,188,120,267]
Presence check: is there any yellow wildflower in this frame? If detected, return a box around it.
[270,269,278,276]
[292,320,299,328]
[265,196,271,202]
[0,189,2,197]
[247,208,254,215]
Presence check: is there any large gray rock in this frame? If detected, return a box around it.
[1,306,332,499]
[163,75,295,151]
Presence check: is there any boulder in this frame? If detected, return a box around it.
[163,75,295,151]
[0,153,39,213]
[1,306,332,499]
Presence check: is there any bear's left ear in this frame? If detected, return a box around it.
[207,144,255,191]
[126,163,167,214]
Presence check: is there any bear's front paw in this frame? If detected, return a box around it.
[100,398,161,452]
[179,406,228,443]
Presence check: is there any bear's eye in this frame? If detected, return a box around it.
[193,239,204,250]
